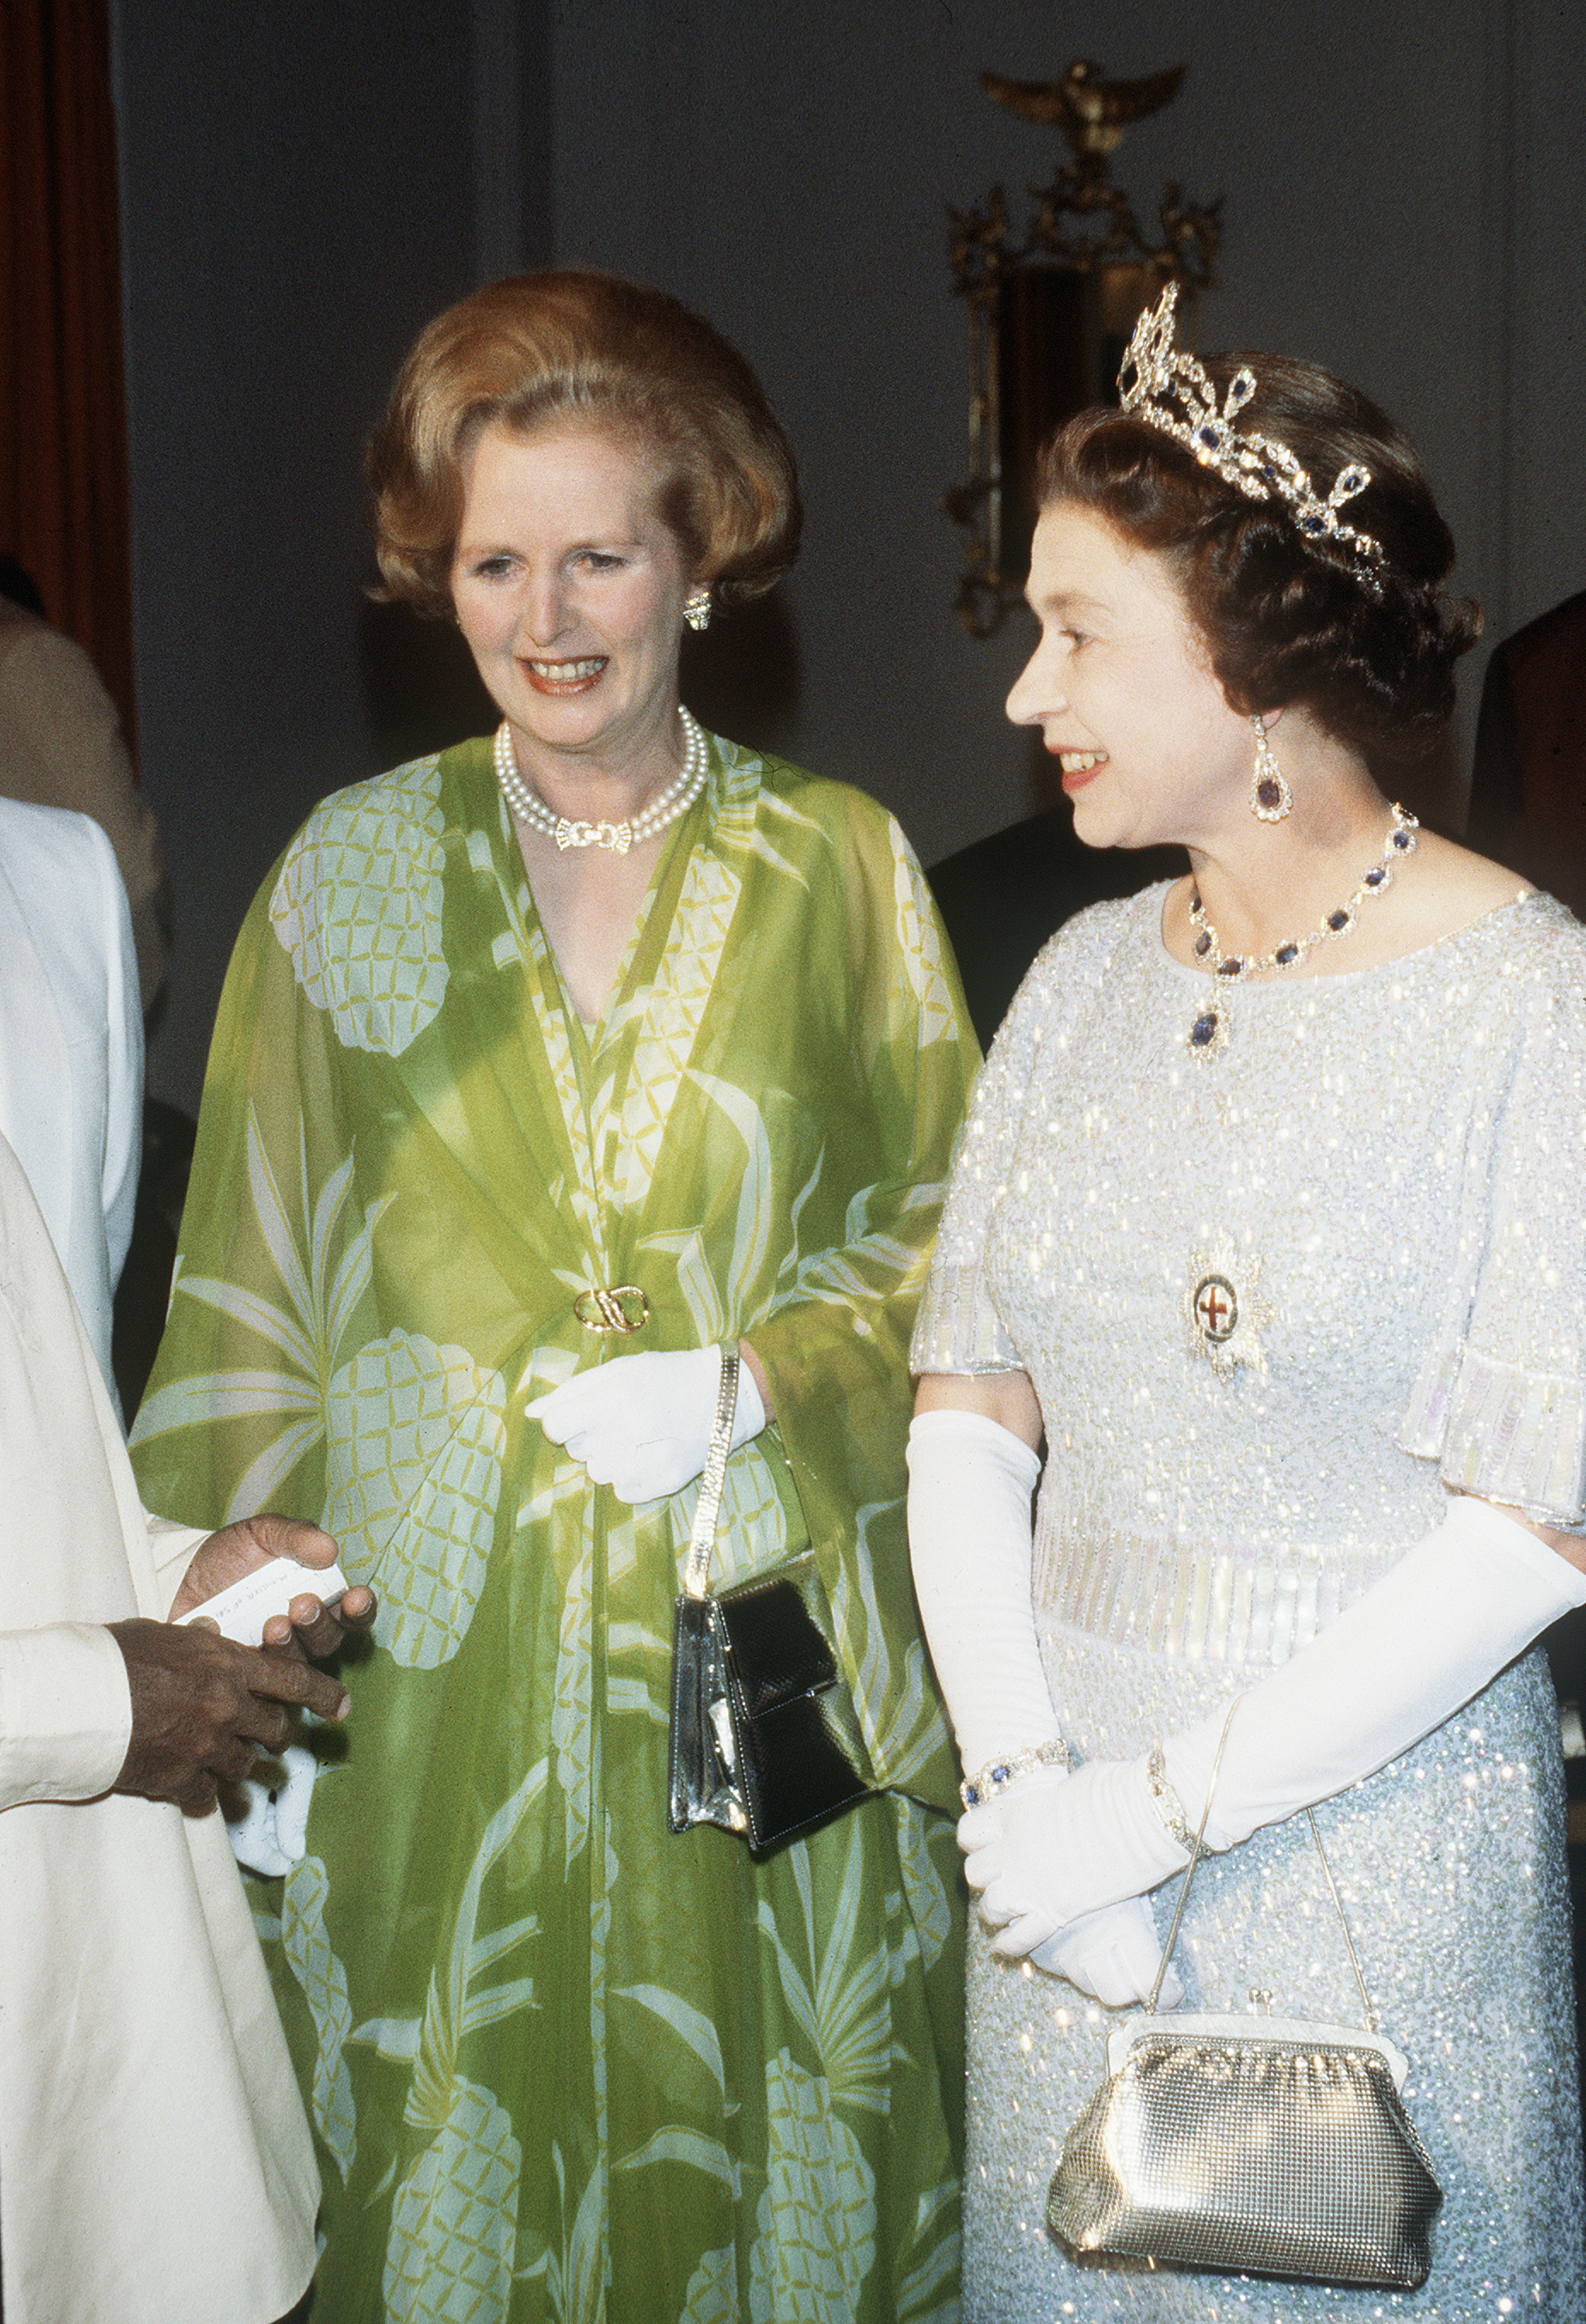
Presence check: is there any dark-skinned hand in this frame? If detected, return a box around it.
[109,1617,351,1811]
[115,1512,377,1811]
[169,1511,377,1659]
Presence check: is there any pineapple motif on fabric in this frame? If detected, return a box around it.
[130,733,975,2322]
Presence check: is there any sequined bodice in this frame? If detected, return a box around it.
[916,882,1586,1665]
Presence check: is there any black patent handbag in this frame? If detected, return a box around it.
[666,1351,872,1854]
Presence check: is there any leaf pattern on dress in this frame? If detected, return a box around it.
[516,2145,606,2324]
[607,1986,741,2227]
[826,1502,951,1785]
[894,2180,962,2323]
[379,1760,545,2322]
[893,1798,954,1972]
[280,1852,358,2183]
[614,1987,726,2099]
[747,2050,878,2323]
[750,774,824,885]
[681,1070,776,1319]
[323,1328,506,1668]
[551,1535,594,1862]
[270,756,450,1054]
[128,1110,392,1521]
[888,819,957,1050]
[610,857,742,1211]
[756,1826,891,2114]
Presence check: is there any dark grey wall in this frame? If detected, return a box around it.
[114,0,1586,1112]
[553,0,1586,870]
[112,0,552,1110]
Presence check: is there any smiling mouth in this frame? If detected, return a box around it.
[523,655,607,692]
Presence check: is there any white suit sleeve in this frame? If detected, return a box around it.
[144,1511,214,1618]
[95,821,144,1299]
[0,1623,132,1808]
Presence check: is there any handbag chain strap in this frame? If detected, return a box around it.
[1145,1695,1378,2032]
[681,1348,740,1601]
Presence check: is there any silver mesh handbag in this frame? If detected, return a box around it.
[1047,1705,1443,2290]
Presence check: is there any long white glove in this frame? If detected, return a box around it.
[907,1408,1184,2005]
[965,1494,1586,1957]
[1166,1494,1586,1848]
[527,1344,767,1503]
[905,1407,1053,1771]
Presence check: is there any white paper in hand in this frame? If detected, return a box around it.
[176,1553,351,1648]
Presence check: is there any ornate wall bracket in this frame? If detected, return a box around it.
[946,61,1221,636]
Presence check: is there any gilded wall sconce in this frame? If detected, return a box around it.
[946,59,1222,636]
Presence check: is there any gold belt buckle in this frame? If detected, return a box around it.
[573,1284,650,1334]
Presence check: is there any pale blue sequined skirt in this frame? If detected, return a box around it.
[964,1630,1585,2321]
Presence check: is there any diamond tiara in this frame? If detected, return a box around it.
[1118,283,1383,574]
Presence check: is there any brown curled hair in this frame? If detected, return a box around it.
[368,271,800,617]
[1036,352,1481,765]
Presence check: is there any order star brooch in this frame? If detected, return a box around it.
[1184,1235,1274,1382]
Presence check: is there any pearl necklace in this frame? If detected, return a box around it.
[1186,803,1419,1056]
[492,708,708,854]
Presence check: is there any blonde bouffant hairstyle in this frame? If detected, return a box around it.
[368,271,801,618]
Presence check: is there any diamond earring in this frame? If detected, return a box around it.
[1250,717,1292,821]
[684,586,711,633]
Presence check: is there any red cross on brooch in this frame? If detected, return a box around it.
[1184,1237,1272,1381]
[1192,1274,1238,1342]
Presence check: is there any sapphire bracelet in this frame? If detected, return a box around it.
[959,1737,1070,1811]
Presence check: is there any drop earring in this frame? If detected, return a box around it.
[684,586,711,633]
[1249,717,1292,821]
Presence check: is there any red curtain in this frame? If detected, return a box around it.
[0,0,136,744]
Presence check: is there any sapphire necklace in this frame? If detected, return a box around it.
[1187,804,1419,1057]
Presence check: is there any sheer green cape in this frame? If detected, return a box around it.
[131,732,977,2323]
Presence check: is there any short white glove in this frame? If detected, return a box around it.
[1031,1897,1185,2010]
[526,1344,767,1503]
[960,1759,1187,1959]
[271,1742,319,1860]
[225,1742,319,1879]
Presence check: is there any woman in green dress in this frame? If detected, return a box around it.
[130,272,975,2323]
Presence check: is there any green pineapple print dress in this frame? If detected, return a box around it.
[130,731,976,2323]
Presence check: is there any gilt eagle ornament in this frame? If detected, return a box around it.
[980,59,1187,158]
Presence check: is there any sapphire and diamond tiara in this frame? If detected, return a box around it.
[1118,283,1384,575]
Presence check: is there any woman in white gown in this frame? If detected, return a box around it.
[907,287,1586,2317]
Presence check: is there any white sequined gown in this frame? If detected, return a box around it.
[913,882,1586,2319]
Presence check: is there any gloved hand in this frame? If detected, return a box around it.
[960,1758,1187,1960]
[526,1344,767,1503]
[965,1496,1586,1948]
[1031,1897,1184,2010]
